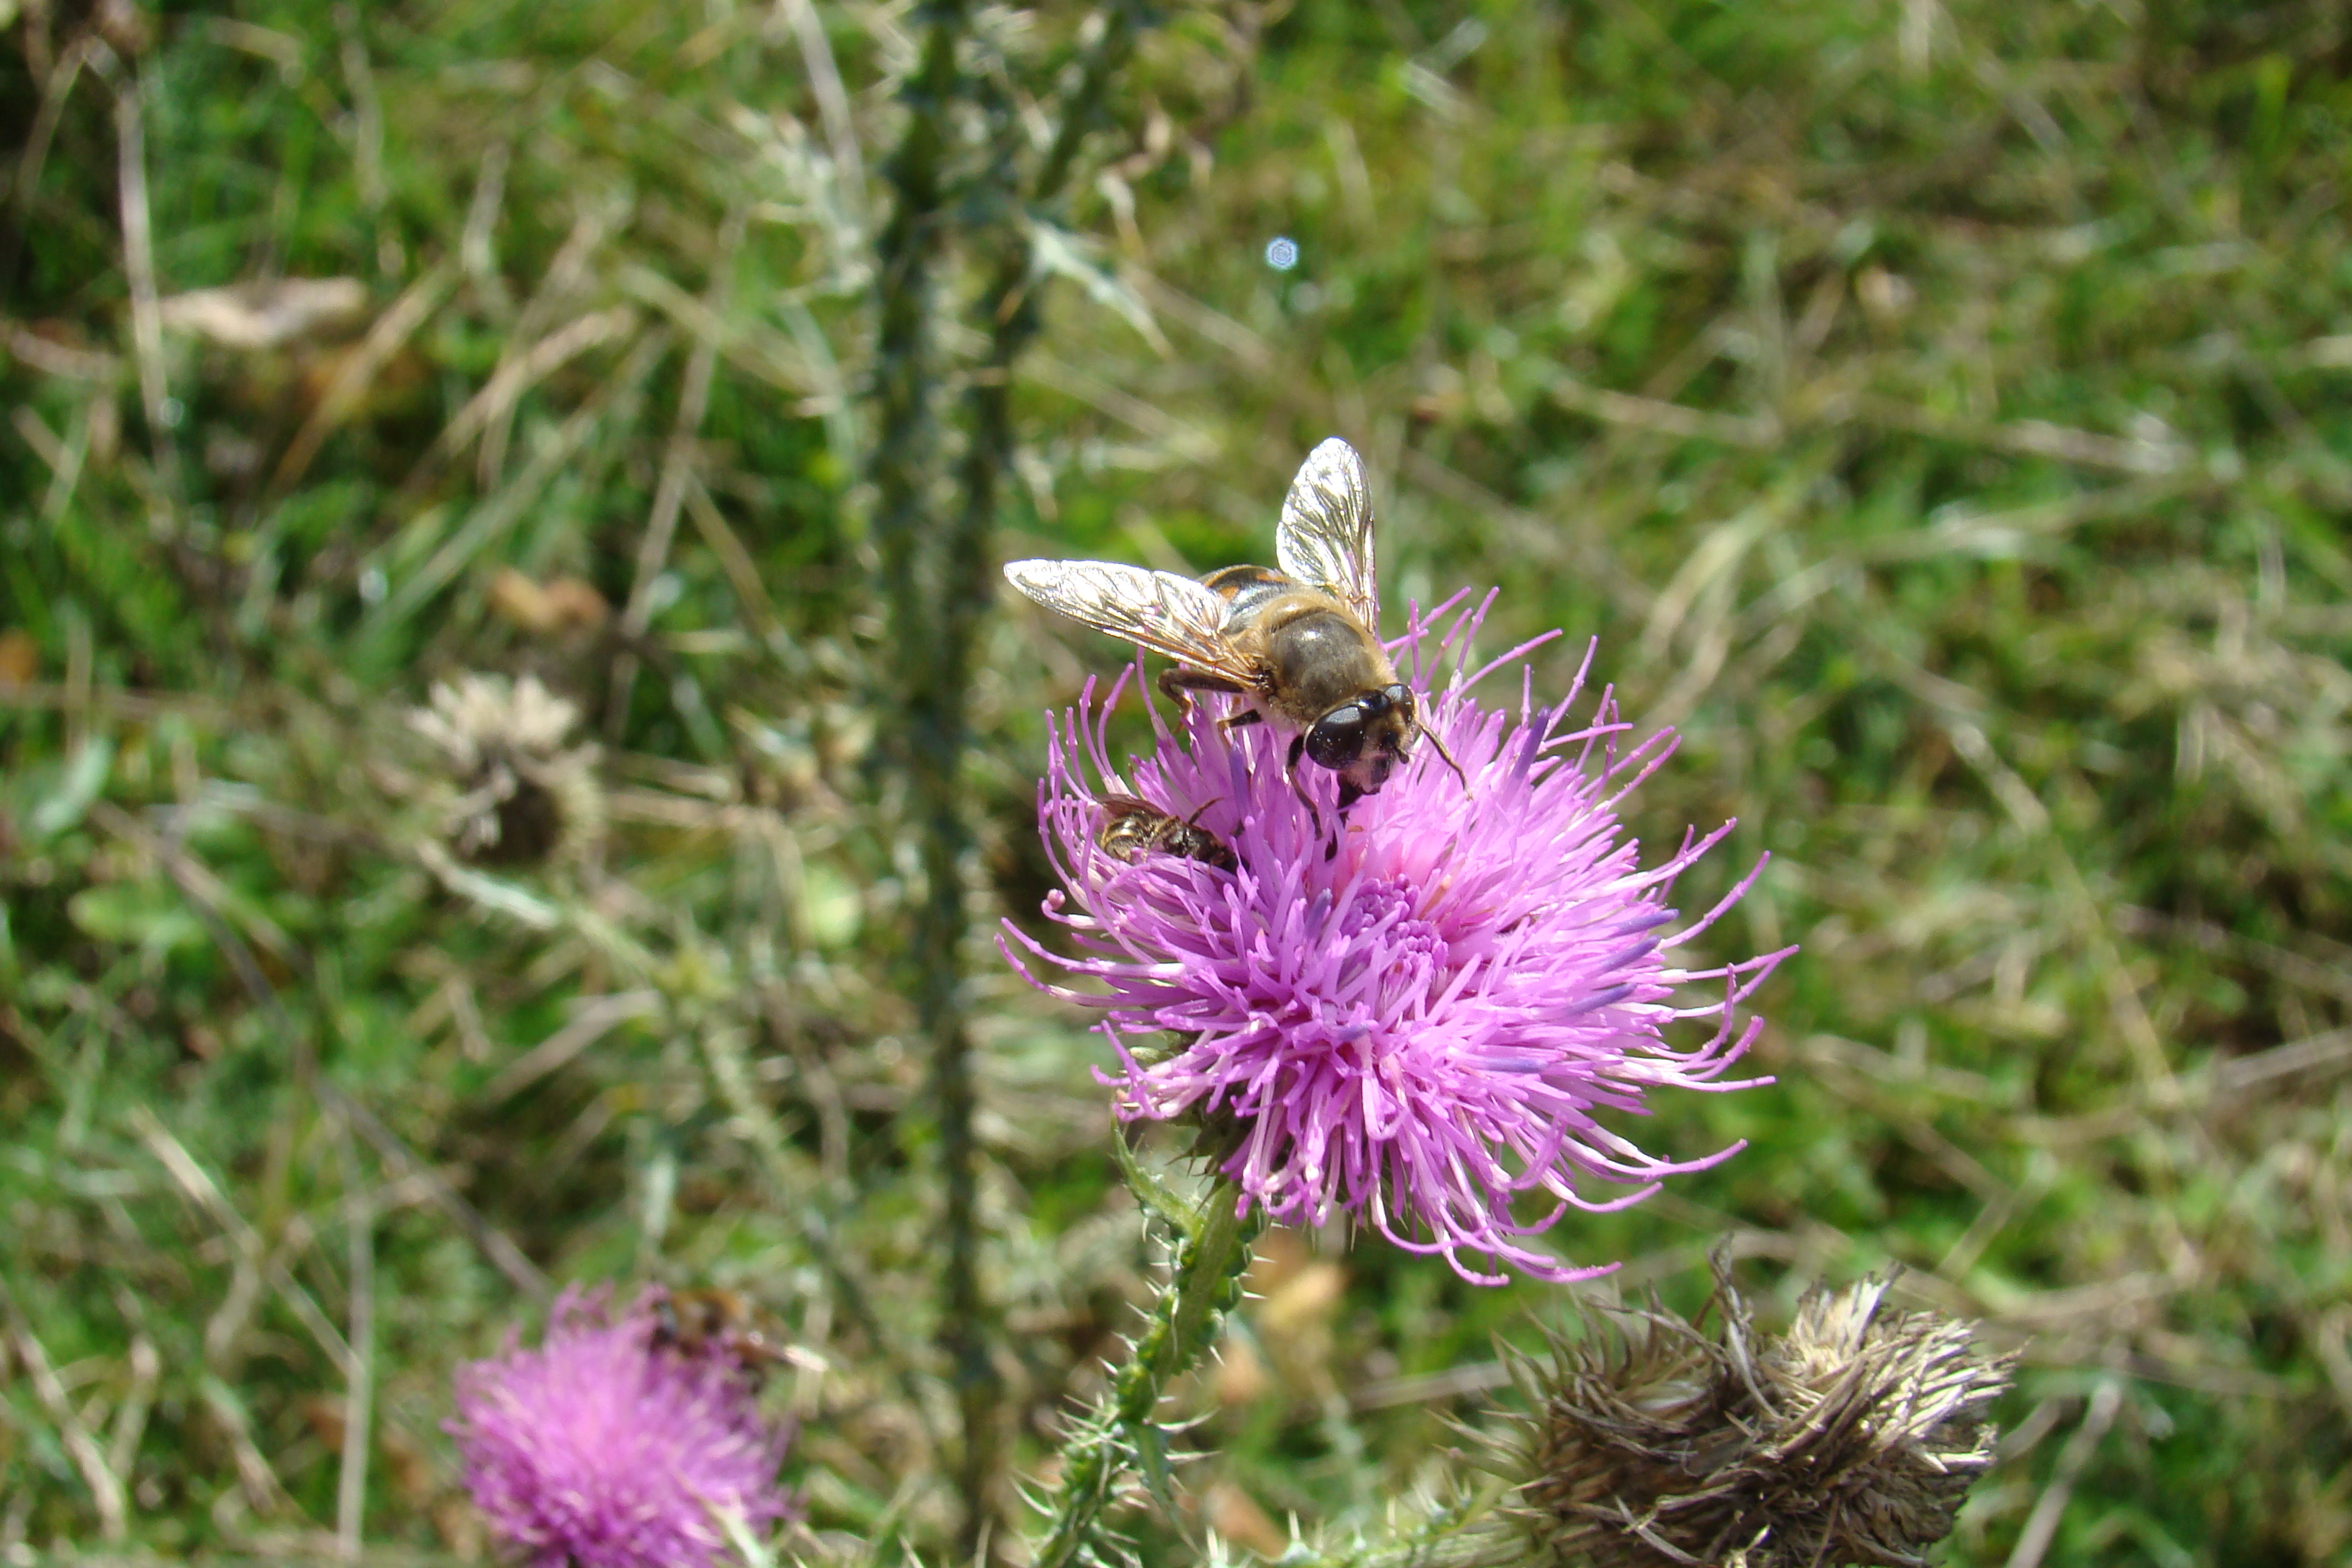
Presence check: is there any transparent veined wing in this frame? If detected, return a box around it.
[1274,437,1378,628]
[1002,558,1258,685]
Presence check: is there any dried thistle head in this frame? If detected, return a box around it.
[408,674,602,866]
[1509,1252,2014,1568]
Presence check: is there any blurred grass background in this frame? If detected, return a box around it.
[4,0,2351,1562]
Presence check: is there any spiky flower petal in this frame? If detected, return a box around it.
[448,1287,796,1568]
[1004,594,1789,1283]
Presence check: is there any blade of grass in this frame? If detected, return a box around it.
[370,326,665,632]
[608,207,746,736]
[0,1276,128,1540]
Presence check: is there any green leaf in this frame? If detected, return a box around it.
[1029,222,1170,355]
[24,738,114,842]
[67,881,205,958]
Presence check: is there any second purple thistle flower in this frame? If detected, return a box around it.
[1004,594,1792,1284]
[447,1288,797,1568]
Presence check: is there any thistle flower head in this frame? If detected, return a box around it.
[1511,1255,2014,1567]
[448,1287,796,1568]
[408,673,602,865]
[1002,593,1789,1283]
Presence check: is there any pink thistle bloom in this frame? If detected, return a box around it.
[448,1288,796,1568]
[1002,593,1792,1285]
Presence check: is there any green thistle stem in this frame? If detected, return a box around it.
[1031,1178,1265,1568]
[868,0,996,1551]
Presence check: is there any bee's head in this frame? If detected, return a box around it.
[1305,683,1417,797]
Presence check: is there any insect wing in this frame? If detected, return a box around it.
[1002,558,1255,684]
[1275,437,1379,628]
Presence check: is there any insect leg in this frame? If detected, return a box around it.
[1158,667,1250,712]
[1417,720,1471,789]
[1282,734,1342,858]
[1321,780,1363,861]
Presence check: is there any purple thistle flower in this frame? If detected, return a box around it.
[1002,592,1792,1285]
[448,1288,796,1568]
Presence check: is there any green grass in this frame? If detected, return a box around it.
[4,0,2351,1563]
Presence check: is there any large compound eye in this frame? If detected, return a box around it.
[1384,684,1415,723]
[1305,704,1366,770]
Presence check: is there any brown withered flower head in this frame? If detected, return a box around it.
[1510,1253,2013,1568]
[408,674,603,866]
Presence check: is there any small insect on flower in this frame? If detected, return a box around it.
[448,1287,796,1568]
[1095,793,1239,873]
[1002,587,1792,1285]
[651,1286,793,1385]
[1004,438,1453,809]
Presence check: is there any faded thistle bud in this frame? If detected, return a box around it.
[408,673,603,866]
[1509,1253,2013,1568]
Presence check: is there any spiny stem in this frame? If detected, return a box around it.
[1031,1179,1265,1568]
[876,9,1159,1554]
[952,0,1152,605]
[891,8,1157,1553]
[1028,4,1155,208]
[869,0,998,1554]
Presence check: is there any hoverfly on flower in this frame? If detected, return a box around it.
[1005,438,1458,809]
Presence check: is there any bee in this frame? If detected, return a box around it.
[650,1288,789,1380]
[1005,438,1454,809]
[1095,794,1238,873]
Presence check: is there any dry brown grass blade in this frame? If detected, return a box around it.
[1549,369,1781,449]
[473,201,623,486]
[107,53,172,500]
[616,261,812,395]
[607,209,747,735]
[682,472,790,651]
[3,319,122,381]
[480,989,664,1103]
[270,262,459,496]
[0,1277,128,1540]
[103,1319,160,1488]
[416,306,639,482]
[0,680,228,724]
[132,1108,359,1380]
[336,5,392,277]
[1852,396,2193,477]
[6,35,95,268]
[2000,1380,2123,1568]
[14,400,89,531]
[375,326,668,628]
[337,1175,377,1561]
[775,0,866,236]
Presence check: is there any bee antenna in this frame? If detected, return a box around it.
[1185,798,1222,827]
[1420,721,1471,789]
